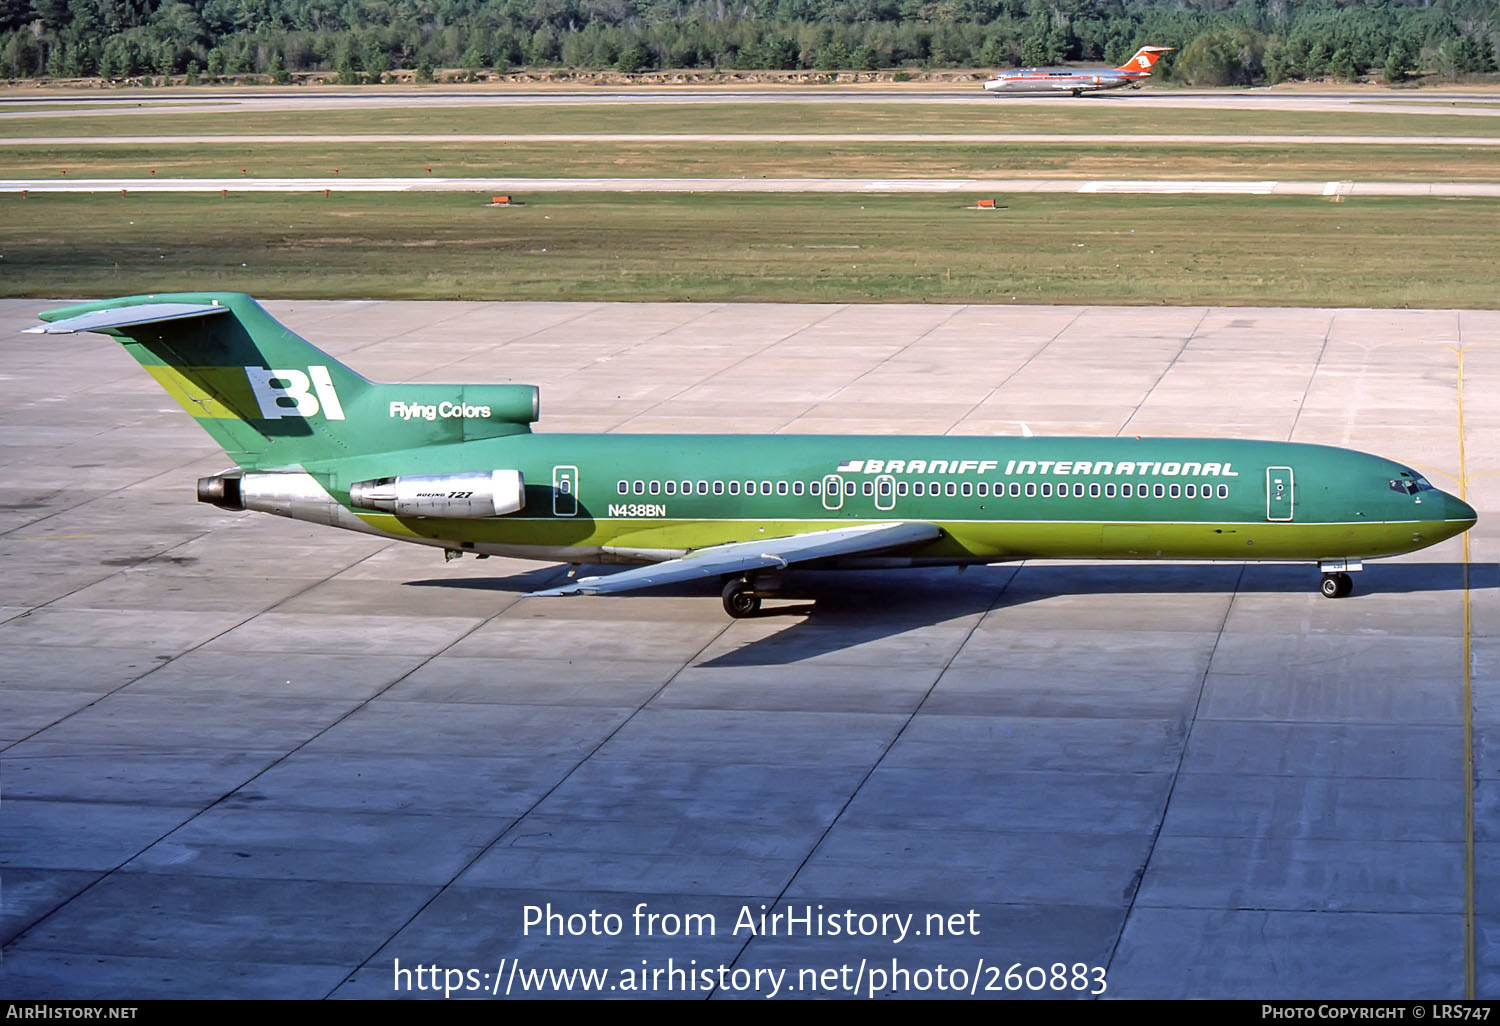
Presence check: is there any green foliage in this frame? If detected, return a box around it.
[4,0,1490,85]
[1441,34,1497,75]
[615,43,650,73]
[1175,29,1263,87]
[1383,41,1413,84]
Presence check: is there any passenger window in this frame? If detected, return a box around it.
[777,481,788,496]
[664,481,676,495]
[762,480,773,495]
[1185,484,1196,498]
[1217,484,1229,499]
[744,481,756,495]
[845,481,855,496]
[792,481,804,496]
[810,481,821,496]
[617,481,628,495]
[863,481,874,497]
[633,480,645,495]
[1105,483,1116,498]
[1153,484,1165,498]
[914,482,926,496]
[946,482,958,497]
[1041,483,1052,498]
[1010,483,1021,498]
[1025,483,1037,498]
[897,482,908,497]
[728,481,740,495]
[977,482,988,497]
[1073,483,1084,498]
[682,480,692,494]
[1169,484,1180,498]
[713,481,724,495]
[698,481,709,495]
[1089,483,1100,498]
[649,481,660,495]
[1122,484,1132,498]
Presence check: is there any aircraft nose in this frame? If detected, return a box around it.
[1446,492,1478,527]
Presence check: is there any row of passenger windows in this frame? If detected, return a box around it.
[615,479,1233,500]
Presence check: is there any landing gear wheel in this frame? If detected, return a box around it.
[1320,572,1354,599]
[721,578,762,618]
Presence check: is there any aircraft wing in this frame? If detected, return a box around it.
[532,521,941,596]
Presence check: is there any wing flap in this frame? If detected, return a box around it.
[533,521,941,597]
[25,302,231,335]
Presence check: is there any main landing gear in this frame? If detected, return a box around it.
[721,577,761,618]
[721,572,783,618]
[1320,572,1354,599]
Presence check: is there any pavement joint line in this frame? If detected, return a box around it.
[1103,561,1246,987]
[600,302,751,428]
[0,536,409,951]
[334,299,494,367]
[332,595,738,998]
[821,303,964,412]
[0,446,220,541]
[328,300,602,375]
[711,563,1020,998]
[0,521,229,753]
[943,306,1088,438]
[1119,307,1210,438]
[1286,312,1336,443]
[630,303,852,435]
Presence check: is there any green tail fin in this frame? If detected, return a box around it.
[30,292,538,470]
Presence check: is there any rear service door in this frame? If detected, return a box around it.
[1266,466,1293,521]
[554,465,578,517]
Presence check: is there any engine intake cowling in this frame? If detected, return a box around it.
[348,470,525,518]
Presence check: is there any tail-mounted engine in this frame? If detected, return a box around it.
[348,470,526,518]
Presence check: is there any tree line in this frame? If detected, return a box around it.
[2,0,1497,85]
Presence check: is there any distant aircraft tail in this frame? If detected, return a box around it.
[26,292,538,471]
[1116,46,1174,74]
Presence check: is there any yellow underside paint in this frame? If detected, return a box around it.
[349,512,1458,563]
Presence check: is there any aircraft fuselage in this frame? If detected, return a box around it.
[259,433,1473,567]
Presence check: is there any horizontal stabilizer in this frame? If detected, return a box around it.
[25,302,230,335]
[533,520,941,597]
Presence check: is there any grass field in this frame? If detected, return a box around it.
[3,191,1492,307]
[7,101,1500,139]
[8,142,1500,181]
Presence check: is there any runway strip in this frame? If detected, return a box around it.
[4,176,1499,196]
[9,133,1500,145]
[2,88,1499,117]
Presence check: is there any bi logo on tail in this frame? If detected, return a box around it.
[245,366,346,420]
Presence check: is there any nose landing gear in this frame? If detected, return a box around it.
[1320,572,1354,599]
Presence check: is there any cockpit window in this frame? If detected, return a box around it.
[1389,471,1434,495]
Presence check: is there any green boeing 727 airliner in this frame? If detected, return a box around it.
[26,293,1477,618]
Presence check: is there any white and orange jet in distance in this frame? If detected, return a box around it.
[983,45,1174,96]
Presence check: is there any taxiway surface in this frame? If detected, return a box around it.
[1,300,1495,999]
